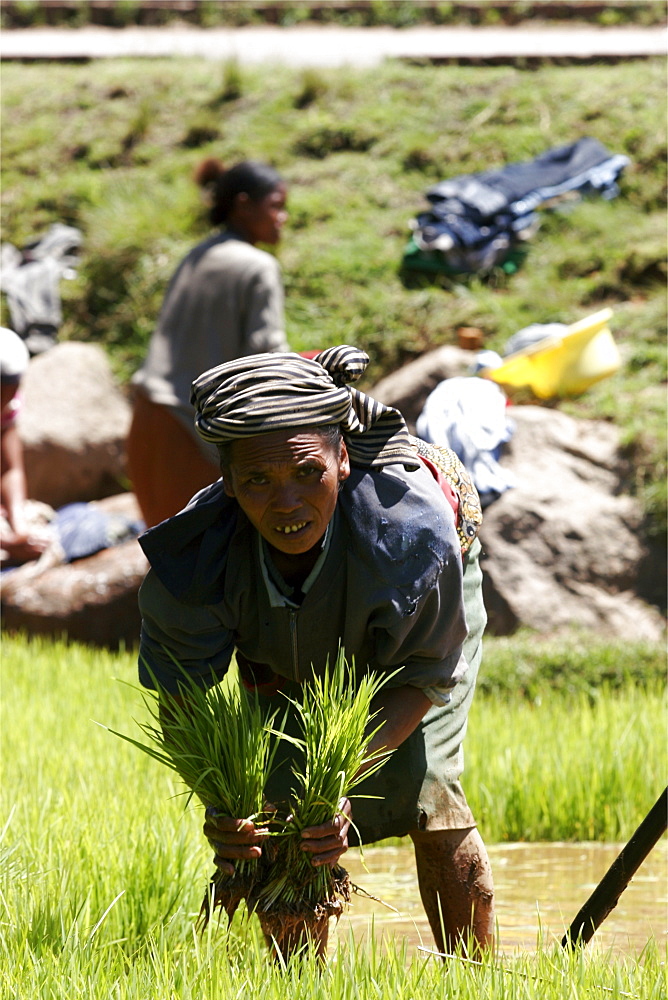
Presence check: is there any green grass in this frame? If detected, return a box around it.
[1,911,665,1000]
[1,631,665,995]
[477,629,667,699]
[467,680,665,841]
[1,56,666,538]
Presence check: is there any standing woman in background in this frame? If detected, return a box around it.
[127,159,289,527]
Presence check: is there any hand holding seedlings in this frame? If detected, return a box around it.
[203,808,269,876]
[300,797,352,867]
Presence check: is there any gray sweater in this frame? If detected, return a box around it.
[133,231,287,439]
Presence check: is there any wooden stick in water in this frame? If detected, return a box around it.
[561,786,668,949]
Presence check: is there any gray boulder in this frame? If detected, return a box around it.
[371,350,663,638]
[370,345,475,430]
[18,341,131,507]
[1,537,147,648]
[479,406,664,639]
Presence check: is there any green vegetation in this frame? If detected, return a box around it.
[477,630,666,699]
[112,659,283,924]
[117,662,281,817]
[467,679,664,841]
[1,1,665,30]
[2,632,665,992]
[1,56,665,539]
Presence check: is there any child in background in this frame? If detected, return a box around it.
[0,326,54,566]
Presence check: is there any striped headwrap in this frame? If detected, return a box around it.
[191,345,420,470]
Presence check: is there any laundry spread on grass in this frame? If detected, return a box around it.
[416,376,516,508]
[402,136,630,278]
[0,223,82,356]
[1,499,144,572]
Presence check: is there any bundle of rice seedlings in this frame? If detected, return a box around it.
[111,651,394,959]
[110,665,282,924]
[254,651,394,957]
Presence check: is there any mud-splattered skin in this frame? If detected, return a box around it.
[410,826,495,954]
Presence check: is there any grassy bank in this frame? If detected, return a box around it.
[2,58,665,376]
[1,56,665,539]
[1,632,665,993]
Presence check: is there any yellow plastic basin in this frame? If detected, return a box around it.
[483,308,621,399]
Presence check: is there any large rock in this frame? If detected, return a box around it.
[1,494,147,649]
[18,341,131,507]
[479,406,664,639]
[370,345,475,430]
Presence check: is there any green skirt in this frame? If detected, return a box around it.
[254,538,486,844]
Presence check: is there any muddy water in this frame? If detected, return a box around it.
[334,841,667,955]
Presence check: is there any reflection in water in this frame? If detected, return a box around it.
[334,841,667,955]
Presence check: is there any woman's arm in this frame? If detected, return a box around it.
[1,423,29,533]
[0,424,51,562]
[365,685,432,763]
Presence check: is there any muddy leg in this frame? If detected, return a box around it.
[409,826,495,955]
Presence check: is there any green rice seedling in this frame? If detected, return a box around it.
[109,661,284,924]
[254,651,395,956]
[108,651,394,956]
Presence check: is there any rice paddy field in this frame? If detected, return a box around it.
[1,631,665,997]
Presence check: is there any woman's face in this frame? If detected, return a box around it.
[223,428,350,557]
[234,183,288,246]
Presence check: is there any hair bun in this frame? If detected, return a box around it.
[194,157,226,189]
